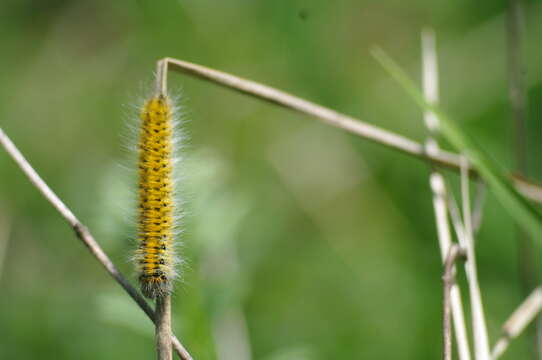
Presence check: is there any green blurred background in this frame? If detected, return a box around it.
[2,0,542,359]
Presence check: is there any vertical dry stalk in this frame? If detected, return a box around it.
[421,28,471,360]
[156,296,173,360]
[460,157,491,360]
[447,162,491,360]
[443,245,465,360]
[152,58,173,360]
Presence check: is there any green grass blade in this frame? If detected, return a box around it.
[371,47,542,240]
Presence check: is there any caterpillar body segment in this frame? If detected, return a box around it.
[135,94,178,299]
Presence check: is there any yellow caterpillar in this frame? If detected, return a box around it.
[134,94,177,299]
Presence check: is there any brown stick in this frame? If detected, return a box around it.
[0,128,192,360]
[159,57,542,204]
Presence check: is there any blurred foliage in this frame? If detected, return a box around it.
[1,0,542,359]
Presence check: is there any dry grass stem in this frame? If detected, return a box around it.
[0,128,192,360]
[447,163,493,360]
[461,157,491,360]
[422,28,471,360]
[157,59,168,96]
[492,287,542,359]
[443,245,466,360]
[157,57,542,203]
[156,296,173,360]
[153,59,174,360]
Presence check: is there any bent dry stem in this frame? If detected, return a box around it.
[158,57,542,203]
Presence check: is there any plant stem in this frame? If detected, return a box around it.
[154,59,175,360]
[157,57,542,204]
[421,28,471,360]
[443,245,465,360]
[461,158,490,360]
[156,296,173,360]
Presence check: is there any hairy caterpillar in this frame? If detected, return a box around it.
[134,93,179,299]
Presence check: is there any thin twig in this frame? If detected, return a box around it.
[157,59,168,96]
[155,59,174,360]
[461,157,491,360]
[443,245,466,360]
[433,172,472,360]
[447,167,492,360]
[0,127,192,360]
[156,296,173,360]
[157,57,542,203]
[492,287,542,359]
[421,28,471,360]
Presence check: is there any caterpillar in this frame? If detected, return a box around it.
[134,93,178,299]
